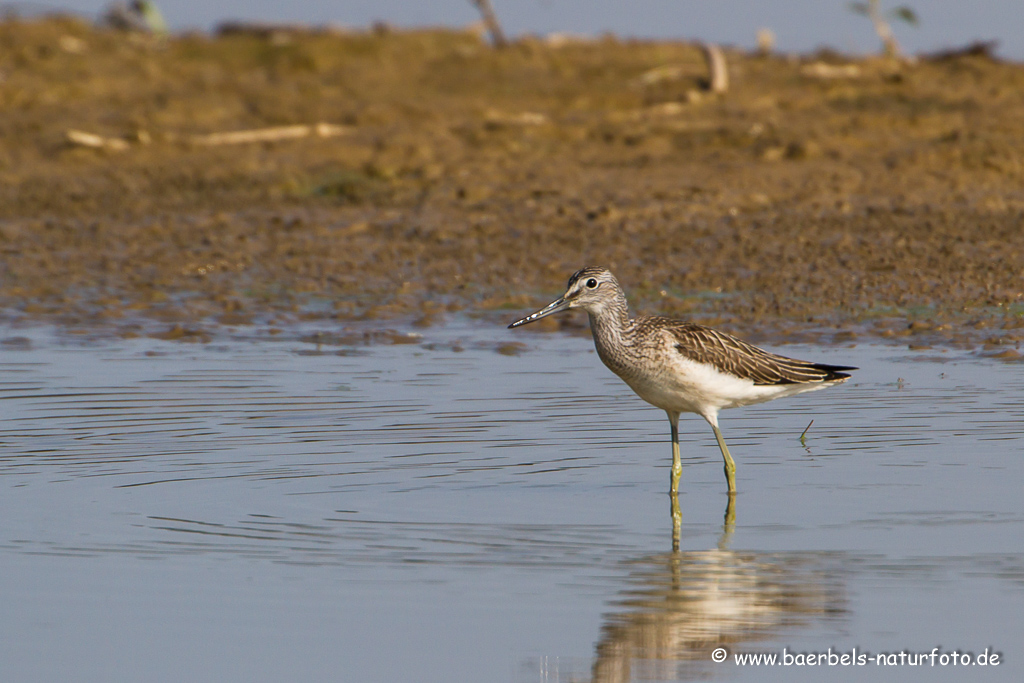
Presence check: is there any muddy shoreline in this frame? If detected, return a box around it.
[1,18,1023,355]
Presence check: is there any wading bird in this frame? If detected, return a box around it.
[509,267,855,495]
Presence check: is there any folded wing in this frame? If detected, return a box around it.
[666,321,857,385]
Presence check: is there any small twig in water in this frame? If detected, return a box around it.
[799,419,815,445]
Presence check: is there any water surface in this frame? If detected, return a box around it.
[1,322,1021,682]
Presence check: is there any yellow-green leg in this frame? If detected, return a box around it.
[667,411,682,496]
[710,423,737,494]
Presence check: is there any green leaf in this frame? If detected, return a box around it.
[848,2,870,16]
[890,6,919,25]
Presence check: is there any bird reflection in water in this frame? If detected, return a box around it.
[591,497,846,683]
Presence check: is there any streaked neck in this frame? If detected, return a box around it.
[587,293,631,342]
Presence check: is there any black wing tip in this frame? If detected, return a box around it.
[816,364,858,381]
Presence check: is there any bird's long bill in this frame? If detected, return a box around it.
[508,296,570,328]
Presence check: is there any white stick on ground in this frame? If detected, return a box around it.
[66,130,130,151]
[189,123,351,146]
[699,43,729,94]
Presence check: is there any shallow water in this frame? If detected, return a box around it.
[1,322,1022,682]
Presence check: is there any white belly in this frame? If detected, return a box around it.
[614,355,830,419]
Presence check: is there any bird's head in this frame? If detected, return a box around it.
[508,266,622,328]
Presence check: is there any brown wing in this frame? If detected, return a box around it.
[658,320,856,385]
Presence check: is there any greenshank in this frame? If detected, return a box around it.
[508,266,856,495]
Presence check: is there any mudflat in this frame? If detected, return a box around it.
[2,17,1022,351]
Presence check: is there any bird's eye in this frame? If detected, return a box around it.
[585,278,598,289]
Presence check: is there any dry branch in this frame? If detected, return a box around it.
[800,62,862,79]
[699,43,729,94]
[67,123,352,150]
[189,123,351,146]
[66,129,130,151]
[470,0,507,48]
